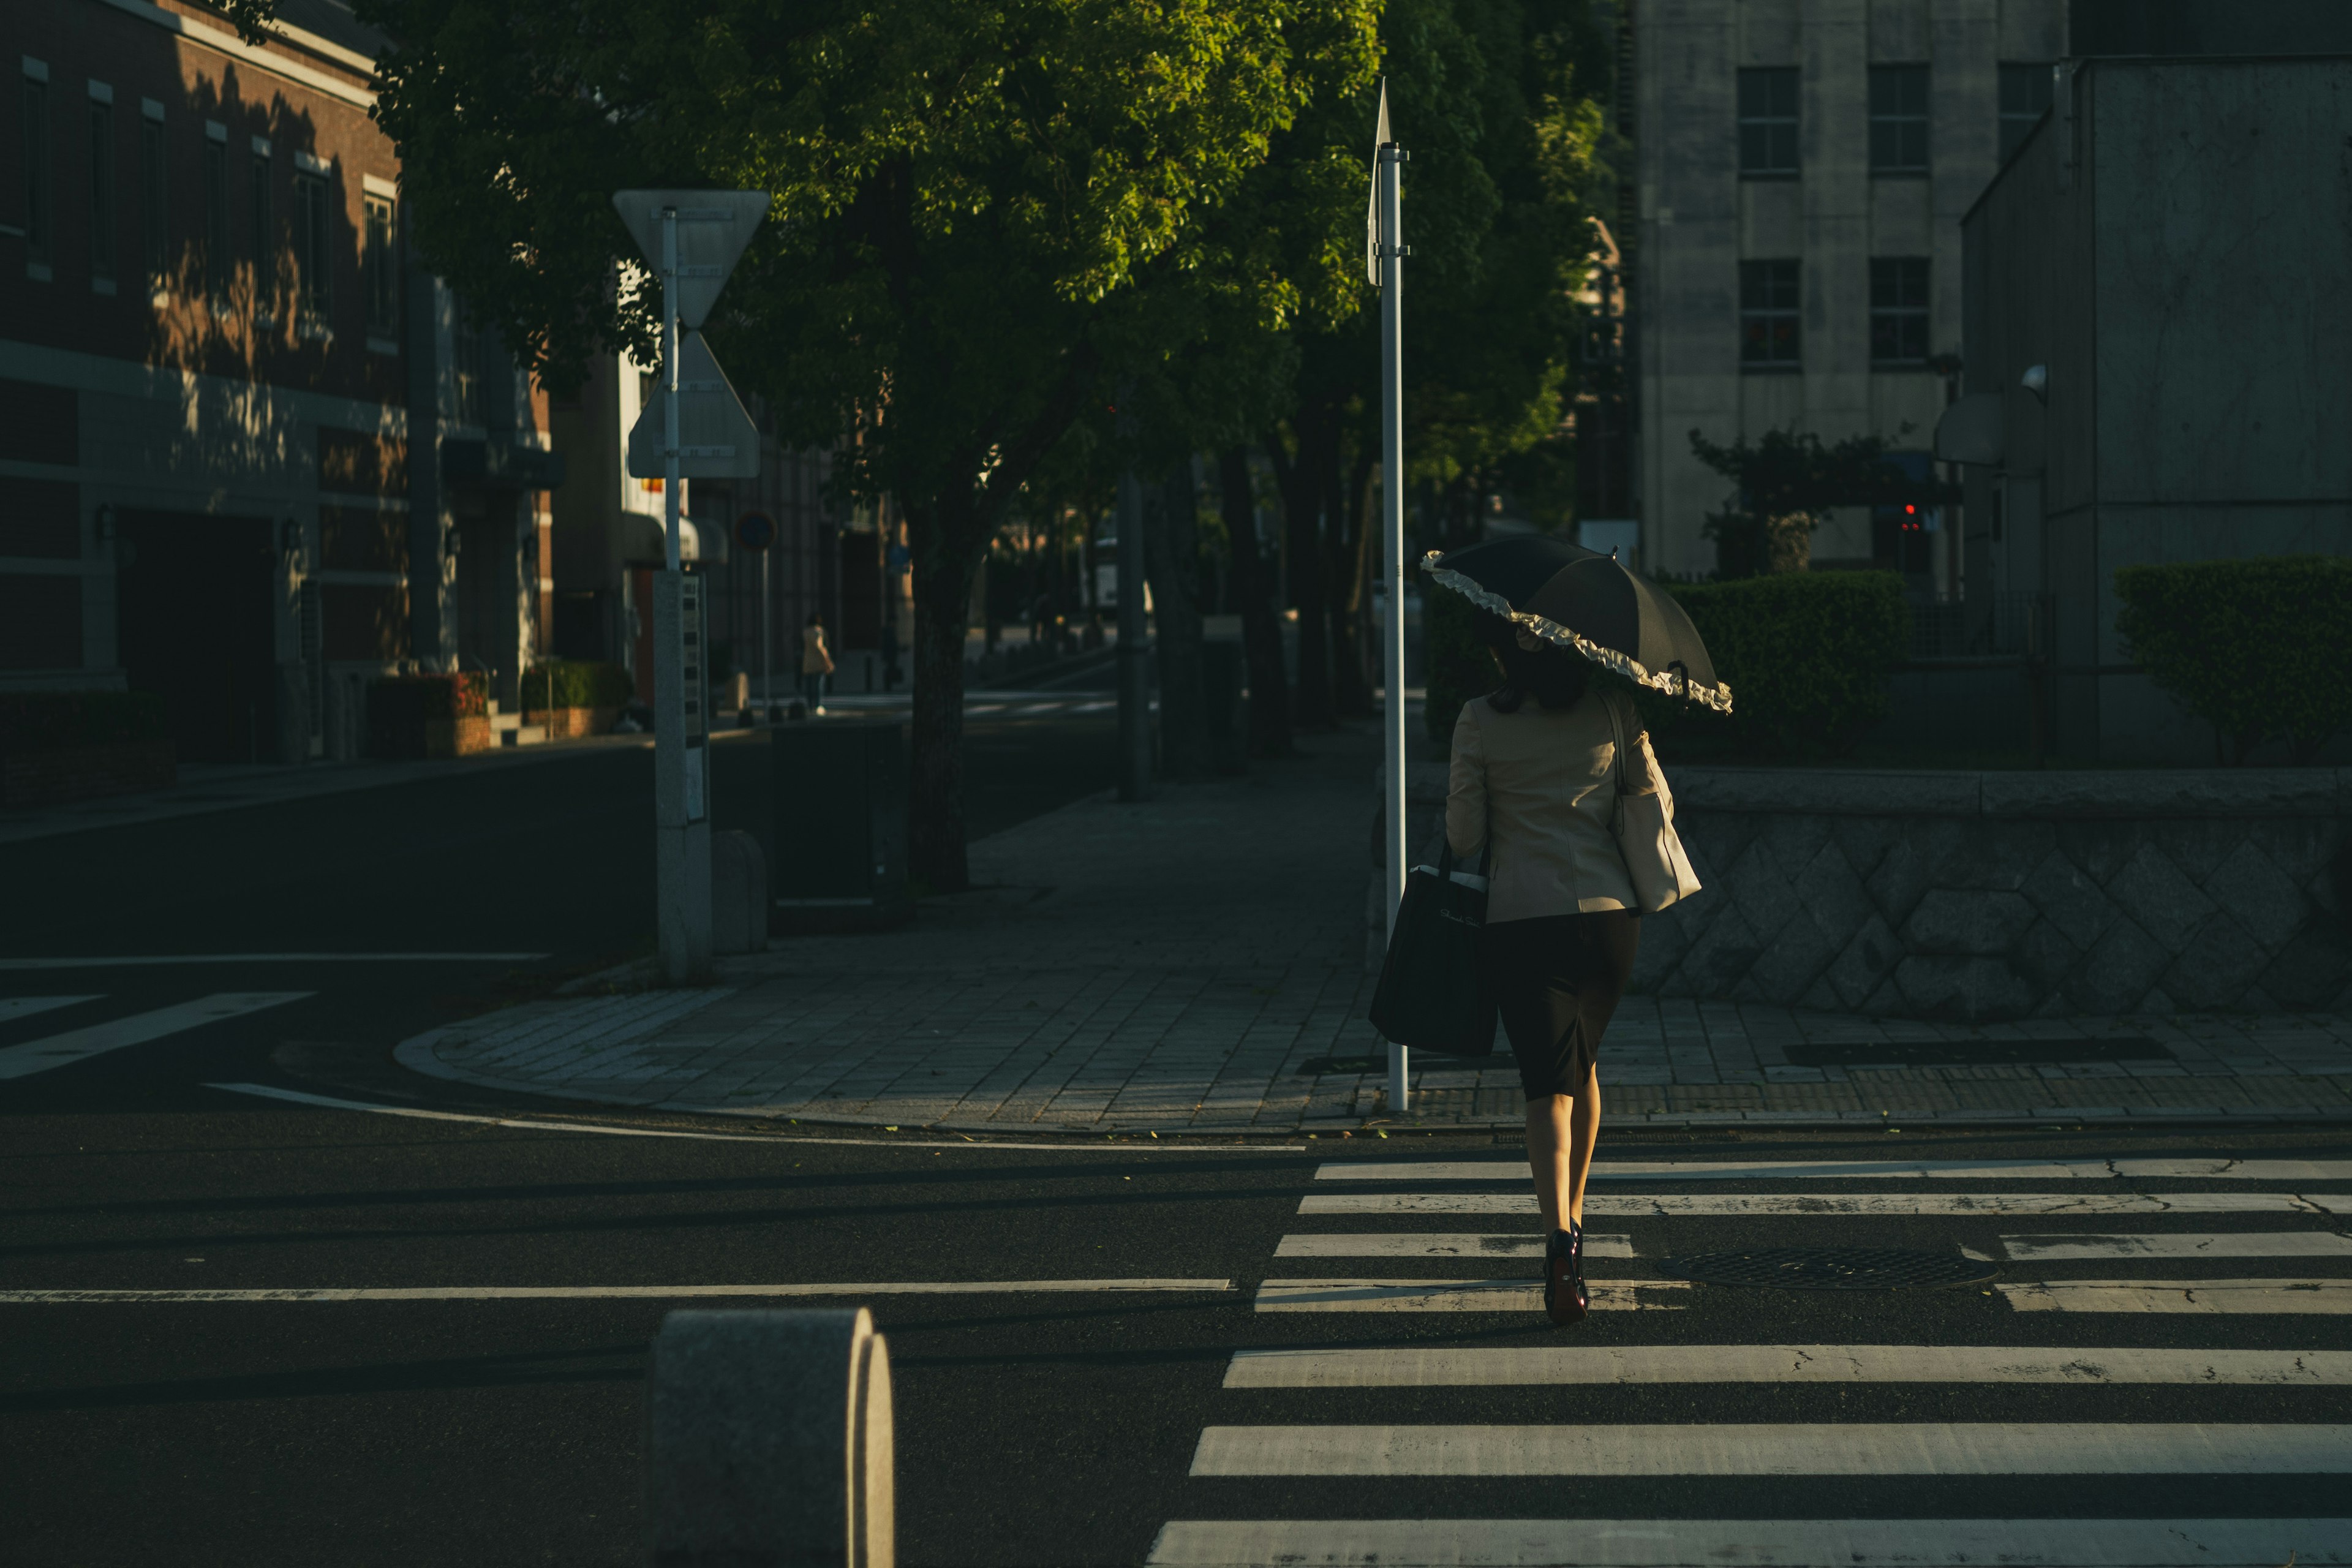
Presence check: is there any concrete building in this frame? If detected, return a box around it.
[1953,51,2352,763]
[0,0,554,763]
[1628,0,2067,583]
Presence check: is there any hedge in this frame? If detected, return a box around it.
[2114,556,2352,765]
[521,660,634,711]
[0,690,168,752]
[1643,570,1909,758]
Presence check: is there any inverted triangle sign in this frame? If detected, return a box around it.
[612,189,771,330]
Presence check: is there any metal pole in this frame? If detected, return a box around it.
[761,535,772,719]
[654,205,711,980]
[1379,140,1408,1117]
[1117,465,1150,799]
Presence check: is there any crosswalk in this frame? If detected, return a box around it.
[1150,1152,2352,1566]
[0,992,308,1080]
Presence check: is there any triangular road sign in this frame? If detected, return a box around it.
[612,189,771,329]
[627,331,762,480]
[1365,78,1390,285]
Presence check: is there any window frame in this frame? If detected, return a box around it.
[1997,61,2054,162]
[249,145,273,314]
[293,168,331,324]
[1868,64,1930,176]
[1736,67,1800,179]
[1869,256,1931,366]
[363,191,399,339]
[88,96,116,288]
[23,73,51,274]
[202,132,229,303]
[140,109,167,290]
[1739,258,1801,371]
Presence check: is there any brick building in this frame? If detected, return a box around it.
[0,0,554,764]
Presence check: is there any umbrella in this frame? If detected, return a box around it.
[1421,536,1733,714]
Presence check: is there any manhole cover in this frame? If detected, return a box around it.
[1663,1248,1997,1291]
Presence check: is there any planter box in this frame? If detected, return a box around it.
[369,674,492,760]
[523,705,622,741]
[1,739,176,809]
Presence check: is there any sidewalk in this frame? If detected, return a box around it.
[398,725,2352,1133]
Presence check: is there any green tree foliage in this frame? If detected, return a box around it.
[343,0,1374,889]
[1644,572,1909,758]
[2115,557,2352,765]
[1688,426,1951,577]
[1419,571,1493,745]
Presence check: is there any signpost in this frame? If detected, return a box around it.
[1369,85,1411,1117]
[614,188,771,981]
[736,511,777,720]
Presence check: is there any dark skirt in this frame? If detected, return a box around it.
[1480,910,1640,1099]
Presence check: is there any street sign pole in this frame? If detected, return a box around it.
[1116,466,1150,801]
[1378,132,1409,1117]
[652,204,712,982]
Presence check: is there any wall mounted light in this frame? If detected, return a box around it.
[2020,364,2048,403]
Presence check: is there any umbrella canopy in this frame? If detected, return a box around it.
[1422,536,1733,714]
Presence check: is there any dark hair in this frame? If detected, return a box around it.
[1484,618,1589,714]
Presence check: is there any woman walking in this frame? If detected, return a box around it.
[800,612,835,715]
[1445,622,1679,1325]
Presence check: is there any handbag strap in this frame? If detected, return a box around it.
[1603,690,1629,835]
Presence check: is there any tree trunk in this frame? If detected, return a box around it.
[907,505,979,892]
[1325,441,1376,718]
[1145,460,1210,779]
[1219,446,1292,758]
[1267,418,1335,731]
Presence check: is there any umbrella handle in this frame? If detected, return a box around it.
[1668,659,1689,700]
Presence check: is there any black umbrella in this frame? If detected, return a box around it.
[1422,536,1732,713]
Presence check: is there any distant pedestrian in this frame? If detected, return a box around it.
[801,612,834,715]
[1446,621,1676,1326]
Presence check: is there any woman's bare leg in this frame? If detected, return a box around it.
[1524,1095,1573,1232]
[1564,1062,1602,1228]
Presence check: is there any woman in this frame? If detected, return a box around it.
[1446,619,1672,1325]
[800,612,835,715]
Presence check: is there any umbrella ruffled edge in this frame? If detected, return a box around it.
[1421,553,1736,715]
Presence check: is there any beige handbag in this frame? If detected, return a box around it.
[1602,691,1702,914]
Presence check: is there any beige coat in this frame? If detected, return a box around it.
[1444,688,1670,923]
[801,625,834,676]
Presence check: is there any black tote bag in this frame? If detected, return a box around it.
[1368,836,1498,1055]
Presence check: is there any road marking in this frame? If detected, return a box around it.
[1300,1191,2340,1216]
[1144,1517,2352,1567]
[2000,1279,2352,1314]
[1221,1344,2352,1389]
[1072,700,1114,712]
[2001,1231,2352,1260]
[1273,1232,1634,1259]
[1186,1422,2352,1477]
[0,994,311,1080]
[1253,1278,1686,1313]
[0,996,100,1024]
[205,1082,1303,1151]
[0,954,546,970]
[1314,1159,2352,1182]
[0,1278,1236,1303]
[965,704,1006,714]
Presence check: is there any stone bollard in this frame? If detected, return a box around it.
[647,1307,894,1567]
[710,829,769,956]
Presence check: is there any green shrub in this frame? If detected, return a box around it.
[1645,570,1909,758]
[0,690,167,751]
[1420,567,1496,745]
[522,660,634,711]
[2114,556,2352,764]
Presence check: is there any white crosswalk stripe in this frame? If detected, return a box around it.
[0,993,311,1080]
[1158,1148,2352,1564]
[0,995,100,1025]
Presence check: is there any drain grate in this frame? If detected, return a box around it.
[1663,1247,1997,1291]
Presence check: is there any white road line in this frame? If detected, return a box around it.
[0,1279,1236,1303]
[2001,1231,2352,1260]
[965,704,1007,714]
[1314,1159,2352,1182]
[1072,700,1114,712]
[1144,1517,2352,1567]
[0,994,310,1080]
[205,1082,1301,1151]
[1300,1191,2341,1216]
[1006,702,1061,715]
[1186,1423,2352,1477]
[0,995,100,1024]
[2000,1279,2352,1314]
[1253,1278,1686,1313]
[1221,1344,2352,1389]
[0,954,545,970]
[1273,1232,1634,1259]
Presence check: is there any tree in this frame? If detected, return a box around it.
[1688,426,1954,577]
[347,0,1375,889]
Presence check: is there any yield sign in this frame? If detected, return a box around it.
[612,189,771,330]
[627,331,761,480]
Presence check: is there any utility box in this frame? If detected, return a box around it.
[771,720,910,929]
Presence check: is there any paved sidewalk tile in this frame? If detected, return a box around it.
[399,726,2352,1133]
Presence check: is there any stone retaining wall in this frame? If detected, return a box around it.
[1375,763,2352,1020]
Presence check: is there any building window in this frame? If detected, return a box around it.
[140,108,167,288]
[364,192,399,336]
[1869,257,1930,364]
[22,71,50,273]
[88,97,116,288]
[203,132,229,301]
[1740,259,1800,368]
[293,170,331,321]
[1868,64,1929,174]
[1999,62,2054,161]
[1737,67,1798,177]
[249,146,273,306]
